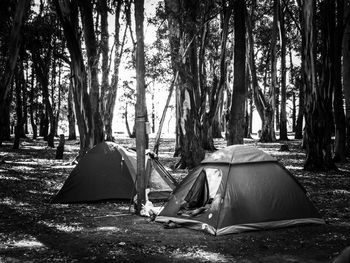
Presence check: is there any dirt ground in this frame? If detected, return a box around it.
[0,135,349,262]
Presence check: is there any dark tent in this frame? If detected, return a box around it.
[156,145,324,235]
[51,142,176,203]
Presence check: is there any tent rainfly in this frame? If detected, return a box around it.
[51,142,177,203]
[156,145,325,235]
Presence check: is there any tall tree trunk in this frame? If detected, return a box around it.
[23,63,29,135]
[343,0,350,155]
[333,0,346,162]
[227,0,246,145]
[303,0,335,171]
[134,0,147,214]
[295,75,304,139]
[1,89,12,142]
[67,77,76,140]
[201,0,232,150]
[102,0,125,142]
[279,4,288,140]
[32,54,55,147]
[261,0,278,142]
[100,0,111,140]
[79,0,104,145]
[54,0,94,157]
[0,0,31,145]
[14,66,25,149]
[289,46,297,133]
[29,66,37,139]
[165,0,205,168]
[246,3,276,142]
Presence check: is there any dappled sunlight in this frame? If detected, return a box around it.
[284,165,303,171]
[11,239,45,248]
[0,174,20,180]
[96,226,122,232]
[171,248,233,262]
[38,220,83,233]
[1,237,46,249]
[0,197,31,208]
[8,165,34,172]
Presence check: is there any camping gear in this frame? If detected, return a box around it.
[156,145,325,235]
[51,142,177,203]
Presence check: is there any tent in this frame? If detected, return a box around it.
[51,142,177,203]
[156,145,325,235]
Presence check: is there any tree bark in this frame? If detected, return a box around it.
[32,51,55,148]
[279,3,288,140]
[227,0,246,145]
[333,0,346,162]
[67,77,76,140]
[0,0,31,145]
[79,0,104,145]
[261,0,278,142]
[54,0,94,157]
[134,0,147,214]
[303,0,336,171]
[165,0,205,168]
[100,0,111,141]
[343,0,350,155]
[201,0,232,150]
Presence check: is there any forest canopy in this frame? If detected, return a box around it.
[0,0,349,172]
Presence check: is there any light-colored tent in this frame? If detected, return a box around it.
[156,145,325,235]
[51,142,176,203]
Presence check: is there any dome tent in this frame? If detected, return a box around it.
[156,145,324,235]
[51,142,176,203]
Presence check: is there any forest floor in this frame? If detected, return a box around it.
[0,134,349,263]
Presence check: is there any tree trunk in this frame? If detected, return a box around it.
[279,3,288,141]
[100,0,111,140]
[333,0,346,162]
[54,0,95,157]
[39,106,48,138]
[261,0,278,142]
[343,0,350,155]
[303,0,335,171]
[79,0,104,145]
[0,0,31,145]
[294,75,304,139]
[0,89,11,142]
[33,55,55,147]
[134,0,147,214]
[14,67,24,149]
[227,0,246,145]
[29,66,37,140]
[212,112,223,138]
[165,0,205,168]
[67,78,76,140]
[247,3,275,142]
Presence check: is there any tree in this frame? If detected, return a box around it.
[100,0,127,142]
[54,0,95,157]
[227,0,246,145]
[302,0,335,171]
[164,0,205,168]
[279,2,288,141]
[29,12,57,147]
[79,0,104,145]
[0,0,31,145]
[333,0,346,162]
[344,0,350,155]
[134,0,147,214]
[67,77,76,140]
